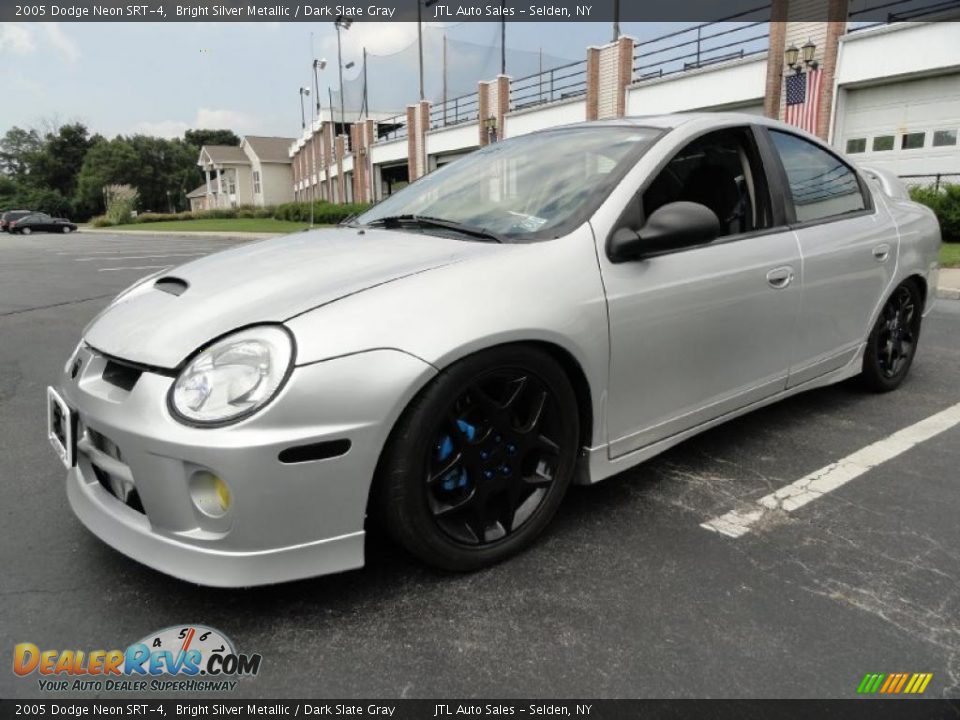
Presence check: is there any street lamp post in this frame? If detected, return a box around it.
[334,17,352,132]
[418,1,440,101]
[299,86,310,129]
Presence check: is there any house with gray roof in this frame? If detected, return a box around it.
[196,136,295,208]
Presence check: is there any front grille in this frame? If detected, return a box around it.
[101,361,141,392]
[81,426,144,515]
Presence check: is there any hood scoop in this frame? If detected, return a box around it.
[154,277,189,296]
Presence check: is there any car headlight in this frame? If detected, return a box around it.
[169,325,294,426]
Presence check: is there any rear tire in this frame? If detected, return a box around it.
[376,345,580,572]
[861,280,922,393]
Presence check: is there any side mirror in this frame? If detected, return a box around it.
[608,201,721,262]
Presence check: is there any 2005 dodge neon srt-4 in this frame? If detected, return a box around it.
[48,114,941,587]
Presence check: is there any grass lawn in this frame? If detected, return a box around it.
[941,242,960,268]
[102,218,315,233]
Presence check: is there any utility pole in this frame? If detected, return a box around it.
[501,1,506,75]
[362,47,369,118]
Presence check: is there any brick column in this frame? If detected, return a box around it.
[335,135,346,204]
[585,37,634,120]
[478,75,510,147]
[585,47,600,121]
[406,100,430,181]
[322,122,334,203]
[768,0,849,140]
[764,0,788,120]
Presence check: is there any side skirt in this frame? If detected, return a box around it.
[578,343,866,485]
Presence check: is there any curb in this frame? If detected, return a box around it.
[936,288,960,300]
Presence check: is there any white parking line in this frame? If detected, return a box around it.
[76,253,205,261]
[701,401,960,538]
[97,265,172,272]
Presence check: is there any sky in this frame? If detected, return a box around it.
[0,20,691,141]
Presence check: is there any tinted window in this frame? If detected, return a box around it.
[901,133,925,150]
[643,127,772,238]
[770,130,866,224]
[357,126,660,241]
[933,129,957,147]
[873,136,894,152]
[846,138,866,154]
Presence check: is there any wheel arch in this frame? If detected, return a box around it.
[365,339,595,525]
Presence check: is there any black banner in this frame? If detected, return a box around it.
[2,0,960,23]
[3,700,960,720]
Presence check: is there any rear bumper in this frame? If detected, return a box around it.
[57,345,436,587]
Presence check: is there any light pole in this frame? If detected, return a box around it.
[299,86,310,129]
[418,0,440,101]
[612,0,620,42]
[334,17,352,132]
[312,58,326,117]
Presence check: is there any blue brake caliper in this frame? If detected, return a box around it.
[436,419,475,491]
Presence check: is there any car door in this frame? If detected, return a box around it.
[598,125,803,459]
[762,129,899,387]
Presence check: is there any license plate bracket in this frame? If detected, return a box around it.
[47,386,76,469]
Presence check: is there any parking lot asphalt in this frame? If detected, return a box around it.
[2,231,959,700]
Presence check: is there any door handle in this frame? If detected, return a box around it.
[766,266,794,289]
[872,243,891,262]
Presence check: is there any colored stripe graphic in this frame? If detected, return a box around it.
[858,673,932,694]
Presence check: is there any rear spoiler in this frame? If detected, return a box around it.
[858,165,910,200]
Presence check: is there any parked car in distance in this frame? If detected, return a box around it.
[1,210,33,232]
[49,113,942,587]
[9,213,78,235]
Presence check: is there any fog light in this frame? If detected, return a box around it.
[189,471,232,518]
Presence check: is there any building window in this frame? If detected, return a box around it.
[872,136,895,152]
[933,129,958,147]
[901,133,925,150]
[770,130,866,224]
[253,171,261,195]
[846,138,867,154]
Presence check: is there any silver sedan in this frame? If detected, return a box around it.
[48,114,941,586]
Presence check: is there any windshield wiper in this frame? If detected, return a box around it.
[364,214,504,243]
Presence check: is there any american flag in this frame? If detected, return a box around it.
[784,69,823,134]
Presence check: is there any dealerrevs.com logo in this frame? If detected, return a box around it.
[13,625,262,693]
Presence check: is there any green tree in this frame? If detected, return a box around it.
[184,129,240,148]
[0,127,41,179]
[30,123,95,198]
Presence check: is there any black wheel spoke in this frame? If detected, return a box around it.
[428,451,463,486]
[425,366,568,547]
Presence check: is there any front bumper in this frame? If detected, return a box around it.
[57,344,436,587]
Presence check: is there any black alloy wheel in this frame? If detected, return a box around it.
[862,280,922,392]
[377,345,579,571]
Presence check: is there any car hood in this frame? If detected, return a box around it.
[83,227,499,369]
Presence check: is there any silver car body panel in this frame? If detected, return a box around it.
[54,113,942,585]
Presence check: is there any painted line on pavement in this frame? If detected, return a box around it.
[97,265,172,272]
[701,401,960,538]
[76,253,205,261]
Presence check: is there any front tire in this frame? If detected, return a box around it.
[61,226,72,234]
[20,227,31,235]
[376,345,580,571]
[861,280,923,392]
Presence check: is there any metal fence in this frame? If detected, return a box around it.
[900,173,960,191]
[509,60,589,112]
[632,5,771,81]
[848,0,960,29]
[429,92,481,129]
[377,114,408,143]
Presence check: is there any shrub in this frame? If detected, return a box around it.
[910,183,960,243]
[89,215,113,228]
[271,201,370,224]
[104,184,139,226]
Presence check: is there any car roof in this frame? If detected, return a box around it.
[543,112,810,135]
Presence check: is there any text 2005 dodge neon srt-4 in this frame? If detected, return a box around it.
[49,114,941,586]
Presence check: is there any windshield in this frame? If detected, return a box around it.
[355,126,661,241]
